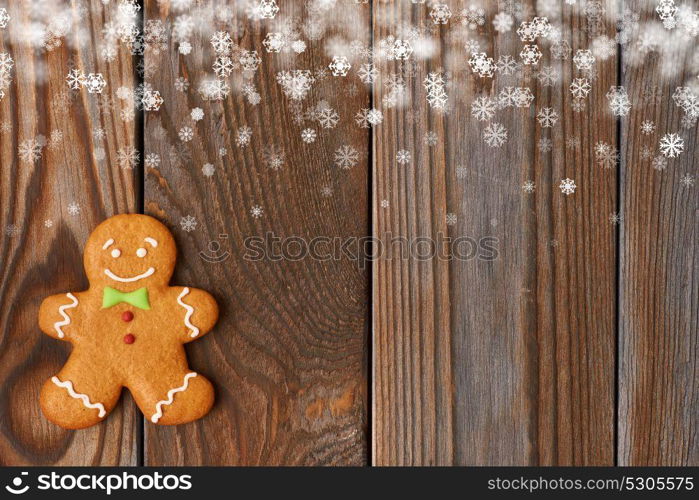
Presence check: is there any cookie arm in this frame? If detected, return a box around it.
[39,293,81,341]
[175,287,218,342]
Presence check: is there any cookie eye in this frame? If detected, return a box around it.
[111,248,121,258]
[136,247,147,258]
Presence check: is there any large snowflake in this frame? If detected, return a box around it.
[659,133,684,158]
[334,145,359,169]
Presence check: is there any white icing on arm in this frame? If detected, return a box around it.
[54,293,78,339]
[177,287,200,338]
[52,376,106,418]
[151,372,197,423]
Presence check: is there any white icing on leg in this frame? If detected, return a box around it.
[51,376,106,418]
[151,372,197,423]
[177,287,200,338]
[54,293,78,339]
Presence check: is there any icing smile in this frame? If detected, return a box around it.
[104,267,155,282]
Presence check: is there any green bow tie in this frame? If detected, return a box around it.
[102,287,150,310]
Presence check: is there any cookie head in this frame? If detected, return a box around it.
[83,214,177,290]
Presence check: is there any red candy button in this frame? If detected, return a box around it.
[121,311,134,322]
[123,334,135,344]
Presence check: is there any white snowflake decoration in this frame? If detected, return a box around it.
[659,133,684,158]
[180,215,197,232]
[329,56,351,76]
[263,33,285,53]
[483,123,508,147]
[142,90,163,111]
[430,4,452,25]
[559,178,577,195]
[334,145,359,169]
[84,73,107,94]
[537,107,559,127]
[520,45,542,65]
[396,150,411,165]
[0,8,10,29]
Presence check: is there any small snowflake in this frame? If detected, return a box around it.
[44,219,53,228]
[174,77,189,92]
[569,78,591,99]
[18,139,43,163]
[320,185,333,197]
[522,180,535,193]
[493,12,513,33]
[145,153,160,168]
[180,215,197,232]
[430,4,452,24]
[446,213,457,225]
[380,199,389,208]
[396,149,411,165]
[609,212,622,225]
[67,202,81,216]
[142,90,163,111]
[5,224,19,237]
[640,120,655,135]
[179,126,194,142]
[651,155,668,171]
[301,128,317,143]
[483,123,508,147]
[423,131,438,146]
[329,56,351,76]
[537,107,559,127]
[0,8,10,29]
[202,163,215,176]
[471,96,496,121]
[117,146,140,169]
[250,205,264,218]
[679,173,695,187]
[190,108,204,121]
[659,133,684,158]
[237,126,252,146]
[334,145,359,169]
[559,178,577,195]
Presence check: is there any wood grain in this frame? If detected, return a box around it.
[143,0,369,464]
[372,0,616,465]
[618,0,699,466]
[0,0,138,465]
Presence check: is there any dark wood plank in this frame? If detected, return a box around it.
[0,0,138,465]
[618,0,699,465]
[143,0,369,464]
[372,0,616,465]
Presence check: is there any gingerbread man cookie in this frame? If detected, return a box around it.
[38,214,218,429]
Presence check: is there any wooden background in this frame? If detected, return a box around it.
[0,0,696,466]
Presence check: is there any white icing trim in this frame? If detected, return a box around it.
[151,372,197,423]
[144,237,158,247]
[177,287,200,338]
[51,376,106,418]
[54,293,78,339]
[102,238,114,249]
[104,267,155,282]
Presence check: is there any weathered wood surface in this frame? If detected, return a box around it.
[0,0,696,467]
[618,0,699,466]
[372,0,617,465]
[0,0,138,465]
[143,0,370,465]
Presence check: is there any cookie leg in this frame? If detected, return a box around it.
[129,370,214,425]
[40,365,122,429]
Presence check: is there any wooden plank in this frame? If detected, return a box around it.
[143,0,369,464]
[372,1,616,465]
[618,0,699,465]
[0,1,138,465]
